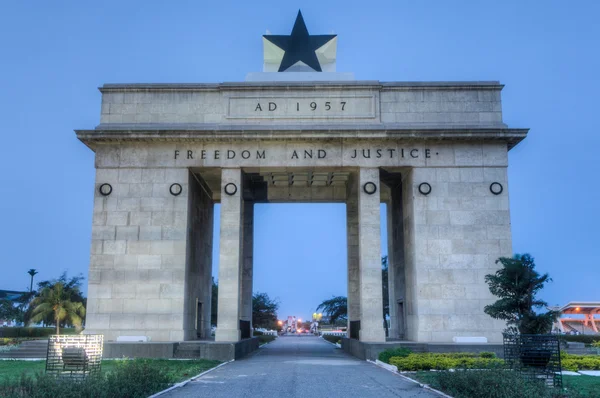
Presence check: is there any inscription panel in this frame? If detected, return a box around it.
[227,96,376,119]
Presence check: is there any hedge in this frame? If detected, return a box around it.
[0,328,79,338]
[421,368,557,398]
[389,353,503,371]
[561,354,600,372]
[378,347,412,364]
[257,335,276,345]
[322,335,341,344]
[560,335,600,345]
[389,352,600,372]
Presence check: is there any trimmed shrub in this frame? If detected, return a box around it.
[378,347,412,364]
[561,353,600,372]
[0,338,18,346]
[560,335,600,345]
[257,335,276,345]
[479,351,497,358]
[389,353,504,371]
[322,335,341,344]
[0,328,79,338]
[253,330,264,336]
[426,368,558,398]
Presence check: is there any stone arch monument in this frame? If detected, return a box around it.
[77,12,527,352]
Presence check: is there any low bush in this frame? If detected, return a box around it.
[479,351,497,358]
[0,338,19,346]
[322,335,341,345]
[0,328,79,338]
[257,335,276,345]
[0,359,173,398]
[253,330,264,336]
[423,368,564,398]
[560,335,600,345]
[378,347,412,364]
[389,353,504,371]
[561,353,600,371]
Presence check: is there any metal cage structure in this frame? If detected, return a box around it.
[46,334,103,380]
[503,333,562,388]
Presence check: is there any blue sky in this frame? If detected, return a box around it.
[1,1,598,322]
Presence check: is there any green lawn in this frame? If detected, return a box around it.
[563,375,600,397]
[0,359,220,383]
[410,371,600,398]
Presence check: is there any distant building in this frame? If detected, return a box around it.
[555,302,600,335]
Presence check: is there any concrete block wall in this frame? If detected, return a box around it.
[380,86,503,126]
[98,82,504,127]
[401,143,511,343]
[86,163,192,341]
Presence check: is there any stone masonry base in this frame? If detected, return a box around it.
[102,337,259,362]
[341,337,504,361]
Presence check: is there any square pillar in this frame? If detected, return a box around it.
[386,178,406,340]
[358,167,386,343]
[240,201,254,328]
[346,176,360,336]
[215,168,243,342]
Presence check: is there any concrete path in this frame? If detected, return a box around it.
[163,336,439,398]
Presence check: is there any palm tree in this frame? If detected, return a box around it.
[29,282,85,334]
[316,296,347,325]
[27,269,38,292]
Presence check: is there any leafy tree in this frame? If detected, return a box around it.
[316,296,347,325]
[484,254,559,335]
[252,292,279,329]
[316,256,389,327]
[29,282,86,334]
[211,277,218,326]
[0,299,20,322]
[382,256,389,320]
[26,272,86,327]
[37,273,86,303]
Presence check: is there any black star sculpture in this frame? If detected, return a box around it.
[263,11,336,72]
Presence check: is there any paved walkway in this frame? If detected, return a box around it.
[164,336,439,398]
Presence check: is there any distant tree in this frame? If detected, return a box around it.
[22,272,87,327]
[27,269,38,293]
[37,273,86,303]
[252,292,279,329]
[211,277,218,326]
[484,254,559,335]
[29,282,86,334]
[316,296,347,325]
[382,256,389,320]
[0,299,20,322]
[382,255,390,334]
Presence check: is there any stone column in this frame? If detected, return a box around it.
[215,168,243,342]
[383,186,397,339]
[240,201,254,331]
[358,167,386,343]
[386,179,406,340]
[346,174,360,336]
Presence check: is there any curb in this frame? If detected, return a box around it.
[367,360,453,398]
[259,337,277,348]
[320,336,341,348]
[148,360,234,398]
